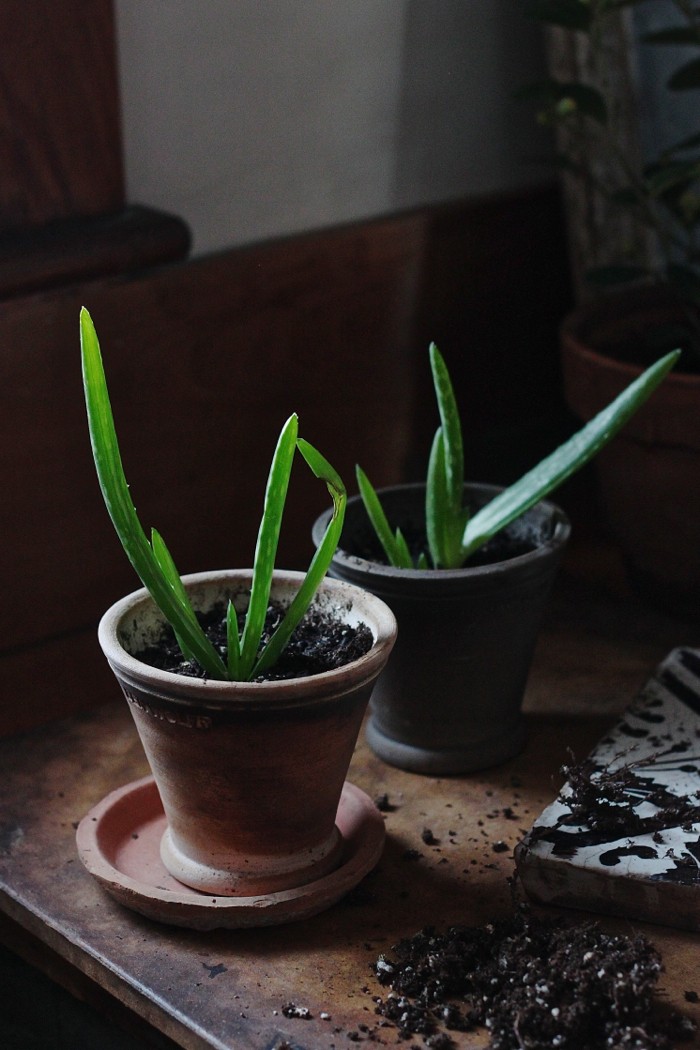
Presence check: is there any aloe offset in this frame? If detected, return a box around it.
[80,307,346,682]
[358,342,680,570]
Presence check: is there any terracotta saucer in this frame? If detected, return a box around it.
[76,776,385,930]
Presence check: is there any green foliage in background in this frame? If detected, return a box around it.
[522,0,700,317]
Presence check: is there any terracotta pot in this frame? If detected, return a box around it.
[98,569,396,896]
[561,289,700,617]
[312,484,570,775]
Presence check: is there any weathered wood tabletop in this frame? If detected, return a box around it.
[1,542,699,1049]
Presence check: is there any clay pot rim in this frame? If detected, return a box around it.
[312,481,571,584]
[98,569,397,708]
[561,294,700,391]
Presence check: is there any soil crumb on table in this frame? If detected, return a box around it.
[372,907,696,1048]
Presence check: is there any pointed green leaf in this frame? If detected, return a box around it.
[355,465,412,568]
[151,528,193,610]
[80,308,227,679]
[240,414,298,676]
[460,350,680,559]
[226,600,241,680]
[429,344,463,516]
[151,528,201,665]
[426,427,450,568]
[251,439,347,678]
[393,527,414,569]
[295,438,344,494]
[428,345,470,567]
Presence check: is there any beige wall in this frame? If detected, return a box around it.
[115,0,548,255]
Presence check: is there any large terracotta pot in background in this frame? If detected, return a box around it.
[561,290,700,618]
[312,484,570,776]
[96,569,396,898]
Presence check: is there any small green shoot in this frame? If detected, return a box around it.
[356,465,415,569]
[80,307,346,682]
[357,342,680,569]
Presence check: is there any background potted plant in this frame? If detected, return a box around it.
[312,343,678,776]
[523,0,700,614]
[77,308,396,926]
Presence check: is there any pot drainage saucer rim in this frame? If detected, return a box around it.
[76,775,385,930]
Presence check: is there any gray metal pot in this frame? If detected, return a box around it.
[312,483,570,775]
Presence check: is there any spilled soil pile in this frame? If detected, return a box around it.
[373,907,696,1048]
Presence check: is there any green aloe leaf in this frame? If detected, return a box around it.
[429,344,464,521]
[460,350,680,559]
[226,600,241,680]
[426,346,470,568]
[251,439,347,678]
[426,427,450,568]
[356,466,413,568]
[150,527,200,621]
[80,308,227,679]
[239,414,298,677]
[150,527,201,665]
[393,527,414,569]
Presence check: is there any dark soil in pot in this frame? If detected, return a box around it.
[345,520,540,570]
[134,601,373,681]
[340,494,553,570]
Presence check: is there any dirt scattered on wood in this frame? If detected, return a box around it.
[374,793,398,813]
[281,1002,312,1020]
[371,906,696,1048]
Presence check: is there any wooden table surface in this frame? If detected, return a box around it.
[1,541,699,1049]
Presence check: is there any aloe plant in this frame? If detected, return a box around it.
[357,342,679,570]
[80,307,346,682]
